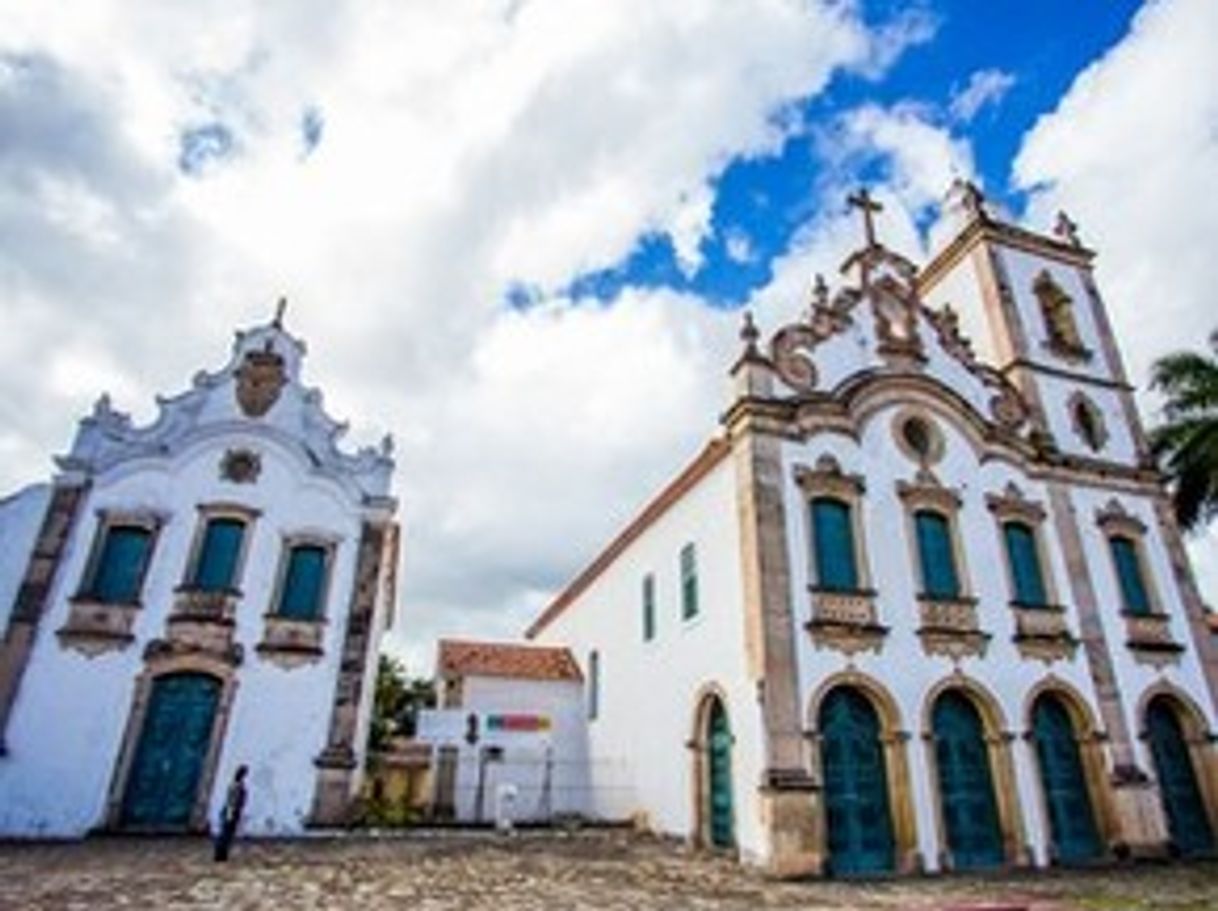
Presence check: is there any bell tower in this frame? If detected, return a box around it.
[918,181,1150,468]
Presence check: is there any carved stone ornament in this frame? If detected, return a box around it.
[235,343,287,417]
[770,324,820,392]
[806,590,887,656]
[988,382,1030,432]
[925,304,975,366]
[1011,605,1078,664]
[871,280,925,364]
[916,596,990,660]
[1123,614,1184,669]
[220,448,262,484]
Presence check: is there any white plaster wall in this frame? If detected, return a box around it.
[415,677,589,822]
[920,252,1000,367]
[532,456,766,861]
[783,400,1113,871]
[0,483,50,632]
[0,431,366,836]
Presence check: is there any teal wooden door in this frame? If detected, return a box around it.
[933,691,1004,869]
[121,673,221,828]
[707,699,734,848]
[820,687,896,875]
[1147,698,1214,857]
[1031,695,1102,863]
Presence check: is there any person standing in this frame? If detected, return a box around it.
[213,765,248,862]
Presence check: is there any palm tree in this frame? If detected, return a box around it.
[1149,330,1218,532]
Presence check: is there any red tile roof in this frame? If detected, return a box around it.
[437,639,583,683]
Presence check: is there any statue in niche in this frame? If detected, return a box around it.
[1033,269,1088,360]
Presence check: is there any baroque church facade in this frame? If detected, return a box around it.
[523,182,1218,876]
[0,310,399,836]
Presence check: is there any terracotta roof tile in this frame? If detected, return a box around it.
[437,639,583,683]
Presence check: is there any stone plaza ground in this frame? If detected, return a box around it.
[1,830,1217,911]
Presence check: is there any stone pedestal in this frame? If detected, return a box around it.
[1110,775,1169,859]
[759,776,822,879]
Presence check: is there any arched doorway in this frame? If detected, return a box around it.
[706,698,734,848]
[121,672,222,828]
[1146,696,1215,857]
[932,690,1004,870]
[1030,693,1102,863]
[819,686,896,875]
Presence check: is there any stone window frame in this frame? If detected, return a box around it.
[1069,391,1108,453]
[898,476,989,659]
[255,531,341,670]
[892,408,946,468]
[1095,499,1182,667]
[1033,268,1093,364]
[57,508,168,657]
[985,484,1077,663]
[179,502,260,596]
[796,456,887,656]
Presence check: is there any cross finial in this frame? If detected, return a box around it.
[811,273,829,310]
[273,296,288,328]
[739,310,760,357]
[847,187,883,249]
[1053,211,1081,247]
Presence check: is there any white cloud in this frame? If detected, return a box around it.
[949,68,1015,122]
[1013,0,1218,598]
[0,0,916,672]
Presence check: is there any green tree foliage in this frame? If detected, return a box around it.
[369,655,437,752]
[1150,331,1218,532]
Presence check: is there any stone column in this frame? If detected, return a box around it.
[309,519,390,825]
[1047,482,1167,857]
[0,479,88,752]
[727,352,820,877]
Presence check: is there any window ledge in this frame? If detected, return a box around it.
[1123,613,1183,668]
[170,587,239,624]
[1010,604,1078,663]
[806,589,887,656]
[916,596,989,660]
[256,615,325,669]
[56,600,138,657]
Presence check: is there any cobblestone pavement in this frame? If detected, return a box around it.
[2,830,1217,911]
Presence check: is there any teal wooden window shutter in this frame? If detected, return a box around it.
[588,650,600,720]
[1109,536,1151,615]
[642,574,656,641]
[914,510,960,599]
[1002,521,1048,607]
[812,497,859,592]
[90,525,152,603]
[277,544,328,619]
[680,543,698,620]
[192,517,245,591]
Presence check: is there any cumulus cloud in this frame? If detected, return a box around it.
[949,68,1015,122]
[1013,0,1218,595]
[0,0,919,671]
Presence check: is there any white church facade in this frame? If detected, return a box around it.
[521,183,1218,876]
[0,309,399,836]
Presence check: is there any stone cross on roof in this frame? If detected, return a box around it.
[847,187,883,249]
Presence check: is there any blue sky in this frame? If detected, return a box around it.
[566,1,1144,307]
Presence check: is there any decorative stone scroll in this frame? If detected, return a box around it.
[235,342,287,417]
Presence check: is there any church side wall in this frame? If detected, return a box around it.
[0,484,51,633]
[532,457,764,858]
[782,402,1116,871]
[0,435,363,837]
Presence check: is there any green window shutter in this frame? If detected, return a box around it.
[642,574,656,641]
[91,526,152,603]
[812,498,859,592]
[680,543,698,620]
[277,544,328,619]
[1109,536,1151,615]
[192,518,245,591]
[914,510,960,599]
[588,650,600,720]
[1003,522,1048,607]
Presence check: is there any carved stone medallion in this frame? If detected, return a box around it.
[235,345,286,417]
[221,448,262,484]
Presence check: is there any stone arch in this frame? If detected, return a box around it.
[1023,679,1117,860]
[1136,682,1218,849]
[922,674,1030,870]
[806,671,919,873]
[687,683,734,851]
[105,652,240,832]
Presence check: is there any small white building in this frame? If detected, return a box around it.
[0,307,400,836]
[414,639,590,824]
[525,184,1218,877]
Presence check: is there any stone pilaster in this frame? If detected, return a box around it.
[309,519,389,826]
[727,354,821,877]
[1047,482,1167,856]
[0,480,88,752]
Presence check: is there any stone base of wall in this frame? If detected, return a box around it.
[758,783,821,878]
[1110,778,1170,859]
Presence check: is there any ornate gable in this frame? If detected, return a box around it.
[57,302,394,504]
